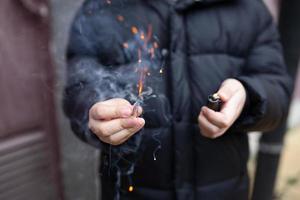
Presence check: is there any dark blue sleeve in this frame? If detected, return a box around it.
[63,3,131,148]
[234,1,293,132]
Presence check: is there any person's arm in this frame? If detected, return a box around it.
[63,57,113,148]
[234,1,293,132]
[198,1,293,138]
[63,5,144,148]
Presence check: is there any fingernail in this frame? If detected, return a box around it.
[137,118,145,126]
[121,107,132,117]
[126,118,136,127]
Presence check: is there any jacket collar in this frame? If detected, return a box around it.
[174,0,231,10]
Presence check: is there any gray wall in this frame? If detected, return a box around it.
[50,1,100,200]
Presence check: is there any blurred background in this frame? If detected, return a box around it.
[0,0,299,200]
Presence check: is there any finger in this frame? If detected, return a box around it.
[106,118,145,145]
[90,117,140,137]
[198,112,223,139]
[202,106,231,129]
[102,98,132,107]
[91,103,133,120]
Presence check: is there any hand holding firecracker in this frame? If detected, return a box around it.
[198,78,247,139]
[88,25,162,146]
[88,98,144,146]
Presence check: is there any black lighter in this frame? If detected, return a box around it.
[207,93,222,112]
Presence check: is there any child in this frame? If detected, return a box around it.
[64,0,292,199]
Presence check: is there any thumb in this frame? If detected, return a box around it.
[217,79,238,102]
[103,98,132,107]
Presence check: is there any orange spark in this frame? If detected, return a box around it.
[140,32,145,40]
[137,68,147,97]
[131,26,138,35]
[138,78,144,96]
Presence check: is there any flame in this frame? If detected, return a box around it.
[138,78,144,96]
[137,65,148,97]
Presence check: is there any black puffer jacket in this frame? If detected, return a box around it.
[64,0,292,199]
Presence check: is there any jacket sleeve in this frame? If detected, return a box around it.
[63,5,131,148]
[234,1,293,132]
[63,57,124,148]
